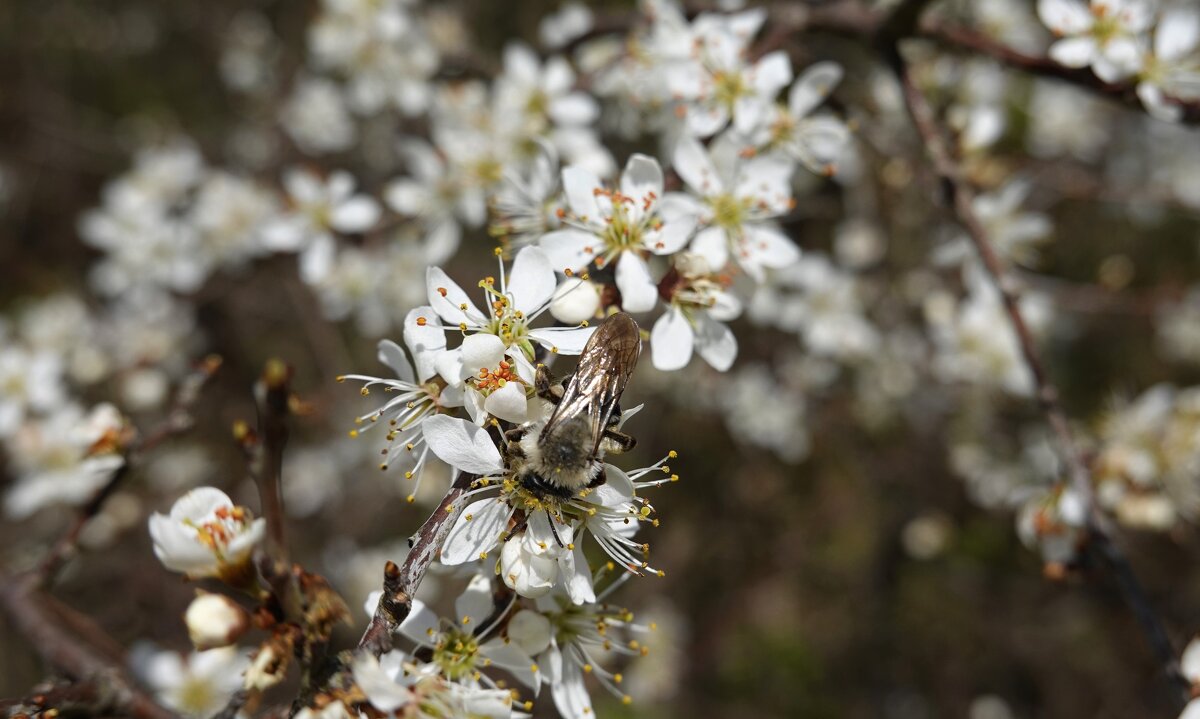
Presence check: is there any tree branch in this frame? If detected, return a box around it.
[882,34,1191,706]
[0,573,174,719]
[356,472,477,657]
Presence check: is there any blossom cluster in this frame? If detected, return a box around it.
[7,0,1200,716]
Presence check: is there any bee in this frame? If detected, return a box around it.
[504,312,641,501]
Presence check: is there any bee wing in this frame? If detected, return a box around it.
[540,312,641,457]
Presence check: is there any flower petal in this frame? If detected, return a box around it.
[376,339,416,385]
[540,229,601,273]
[619,154,664,204]
[455,573,496,628]
[526,325,597,355]
[561,166,602,220]
[484,381,530,424]
[508,247,557,315]
[427,266,484,327]
[694,315,738,371]
[330,196,381,233]
[461,333,507,371]
[403,306,446,383]
[673,134,723,196]
[421,415,505,475]
[614,253,658,313]
[651,307,695,370]
[441,498,513,565]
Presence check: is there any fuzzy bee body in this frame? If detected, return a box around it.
[509,312,641,498]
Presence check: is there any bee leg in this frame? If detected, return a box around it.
[534,365,566,405]
[503,512,529,542]
[600,428,637,454]
[545,509,565,549]
[587,465,608,489]
[503,427,526,446]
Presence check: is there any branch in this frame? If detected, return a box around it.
[33,354,223,588]
[0,573,174,719]
[356,472,477,657]
[882,35,1191,705]
[917,19,1200,125]
[762,1,1200,125]
[254,358,293,563]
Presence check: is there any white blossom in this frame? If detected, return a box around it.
[148,487,266,581]
[1038,0,1153,82]
[540,155,697,312]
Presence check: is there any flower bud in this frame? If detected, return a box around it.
[550,278,601,325]
[185,592,249,650]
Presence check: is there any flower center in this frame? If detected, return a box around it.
[709,193,748,230]
[187,505,249,555]
[712,70,747,110]
[478,278,538,360]
[432,626,481,681]
[175,677,217,716]
[470,360,525,397]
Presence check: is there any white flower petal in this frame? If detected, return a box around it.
[441,498,513,565]
[1048,36,1098,68]
[398,599,441,646]
[651,308,695,371]
[427,266,484,326]
[1037,0,1094,34]
[403,306,446,383]
[461,333,507,372]
[674,134,723,196]
[694,315,738,371]
[508,247,557,315]
[614,253,658,313]
[526,325,597,355]
[455,574,496,628]
[619,154,664,204]
[507,609,553,657]
[484,382,530,424]
[562,166,602,220]
[352,655,411,712]
[691,226,731,270]
[540,229,601,273]
[549,278,601,325]
[790,61,843,118]
[421,415,505,475]
[330,197,381,233]
[376,339,416,385]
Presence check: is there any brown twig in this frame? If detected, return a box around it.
[0,573,175,719]
[254,359,293,563]
[881,26,1191,705]
[33,354,223,588]
[356,472,477,657]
